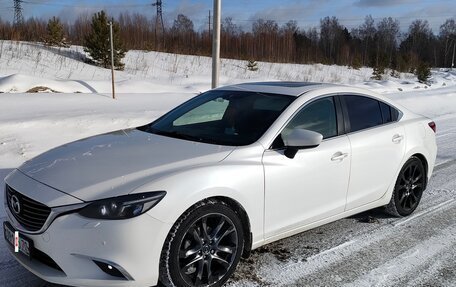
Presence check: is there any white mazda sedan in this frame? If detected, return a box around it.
[4,82,437,287]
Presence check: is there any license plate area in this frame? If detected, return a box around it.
[3,221,33,259]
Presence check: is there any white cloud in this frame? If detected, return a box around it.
[354,0,414,8]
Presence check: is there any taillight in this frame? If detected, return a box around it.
[428,121,436,133]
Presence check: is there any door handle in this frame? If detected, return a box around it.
[331,152,349,161]
[392,134,404,143]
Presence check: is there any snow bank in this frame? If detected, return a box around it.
[3,41,455,94]
[389,85,456,118]
[0,93,193,168]
[356,69,456,94]
[0,73,197,93]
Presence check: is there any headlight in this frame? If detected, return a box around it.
[79,191,166,220]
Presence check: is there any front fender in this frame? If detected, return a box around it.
[137,163,265,247]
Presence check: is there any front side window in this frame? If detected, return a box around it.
[344,95,383,132]
[140,90,295,146]
[282,97,338,140]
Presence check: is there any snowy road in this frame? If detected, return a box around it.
[0,92,455,287]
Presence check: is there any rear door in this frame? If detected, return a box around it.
[341,95,405,210]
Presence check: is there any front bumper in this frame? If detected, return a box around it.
[5,210,172,287]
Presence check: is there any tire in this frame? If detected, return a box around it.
[159,199,244,287]
[386,156,426,217]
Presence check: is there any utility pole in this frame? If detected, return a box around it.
[449,36,456,71]
[152,0,165,48]
[109,21,116,100]
[13,0,24,27]
[208,10,211,37]
[212,0,221,89]
[452,41,455,70]
[452,39,455,70]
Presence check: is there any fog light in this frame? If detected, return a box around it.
[93,260,128,279]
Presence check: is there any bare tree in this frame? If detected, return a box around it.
[0,12,454,70]
[169,14,195,54]
[376,17,400,67]
[358,15,376,66]
[320,16,347,64]
[440,19,456,67]
[252,19,279,61]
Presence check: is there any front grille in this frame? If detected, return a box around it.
[6,185,51,232]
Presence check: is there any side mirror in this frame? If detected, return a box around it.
[283,129,323,159]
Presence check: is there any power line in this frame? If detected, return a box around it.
[232,15,455,24]
[20,0,150,9]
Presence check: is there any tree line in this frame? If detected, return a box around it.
[0,12,455,74]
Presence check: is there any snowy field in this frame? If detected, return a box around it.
[0,41,456,286]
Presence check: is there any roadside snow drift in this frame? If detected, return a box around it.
[1,41,455,94]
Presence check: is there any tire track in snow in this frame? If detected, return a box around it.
[392,198,455,227]
[434,158,456,172]
[250,199,456,287]
[401,245,456,287]
[342,224,456,287]
[288,199,456,287]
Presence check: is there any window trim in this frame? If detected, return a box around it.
[338,93,403,135]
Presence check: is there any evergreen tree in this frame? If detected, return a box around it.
[247,60,259,71]
[371,65,385,80]
[45,17,65,46]
[84,11,126,70]
[371,54,388,80]
[415,62,431,84]
[350,56,362,70]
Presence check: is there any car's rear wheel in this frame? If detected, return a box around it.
[386,156,425,217]
[160,200,244,287]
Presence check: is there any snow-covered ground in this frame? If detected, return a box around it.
[0,41,455,286]
[1,41,456,94]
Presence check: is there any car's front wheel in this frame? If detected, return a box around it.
[386,156,426,217]
[159,199,244,287]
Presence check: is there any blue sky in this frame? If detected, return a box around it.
[0,0,454,32]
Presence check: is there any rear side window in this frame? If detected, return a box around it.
[391,107,400,121]
[379,102,392,123]
[379,101,401,123]
[344,95,383,132]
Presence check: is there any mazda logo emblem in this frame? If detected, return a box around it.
[10,195,21,215]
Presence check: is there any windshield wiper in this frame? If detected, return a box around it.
[152,130,206,143]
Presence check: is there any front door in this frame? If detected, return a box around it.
[263,96,351,239]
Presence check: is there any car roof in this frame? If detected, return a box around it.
[215,81,410,116]
[216,82,339,97]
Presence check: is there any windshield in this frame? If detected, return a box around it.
[139,90,295,146]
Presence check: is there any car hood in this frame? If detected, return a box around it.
[18,129,235,202]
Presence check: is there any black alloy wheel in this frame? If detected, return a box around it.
[178,213,238,286]
[386,156,425,217]
[160,200,244,287]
